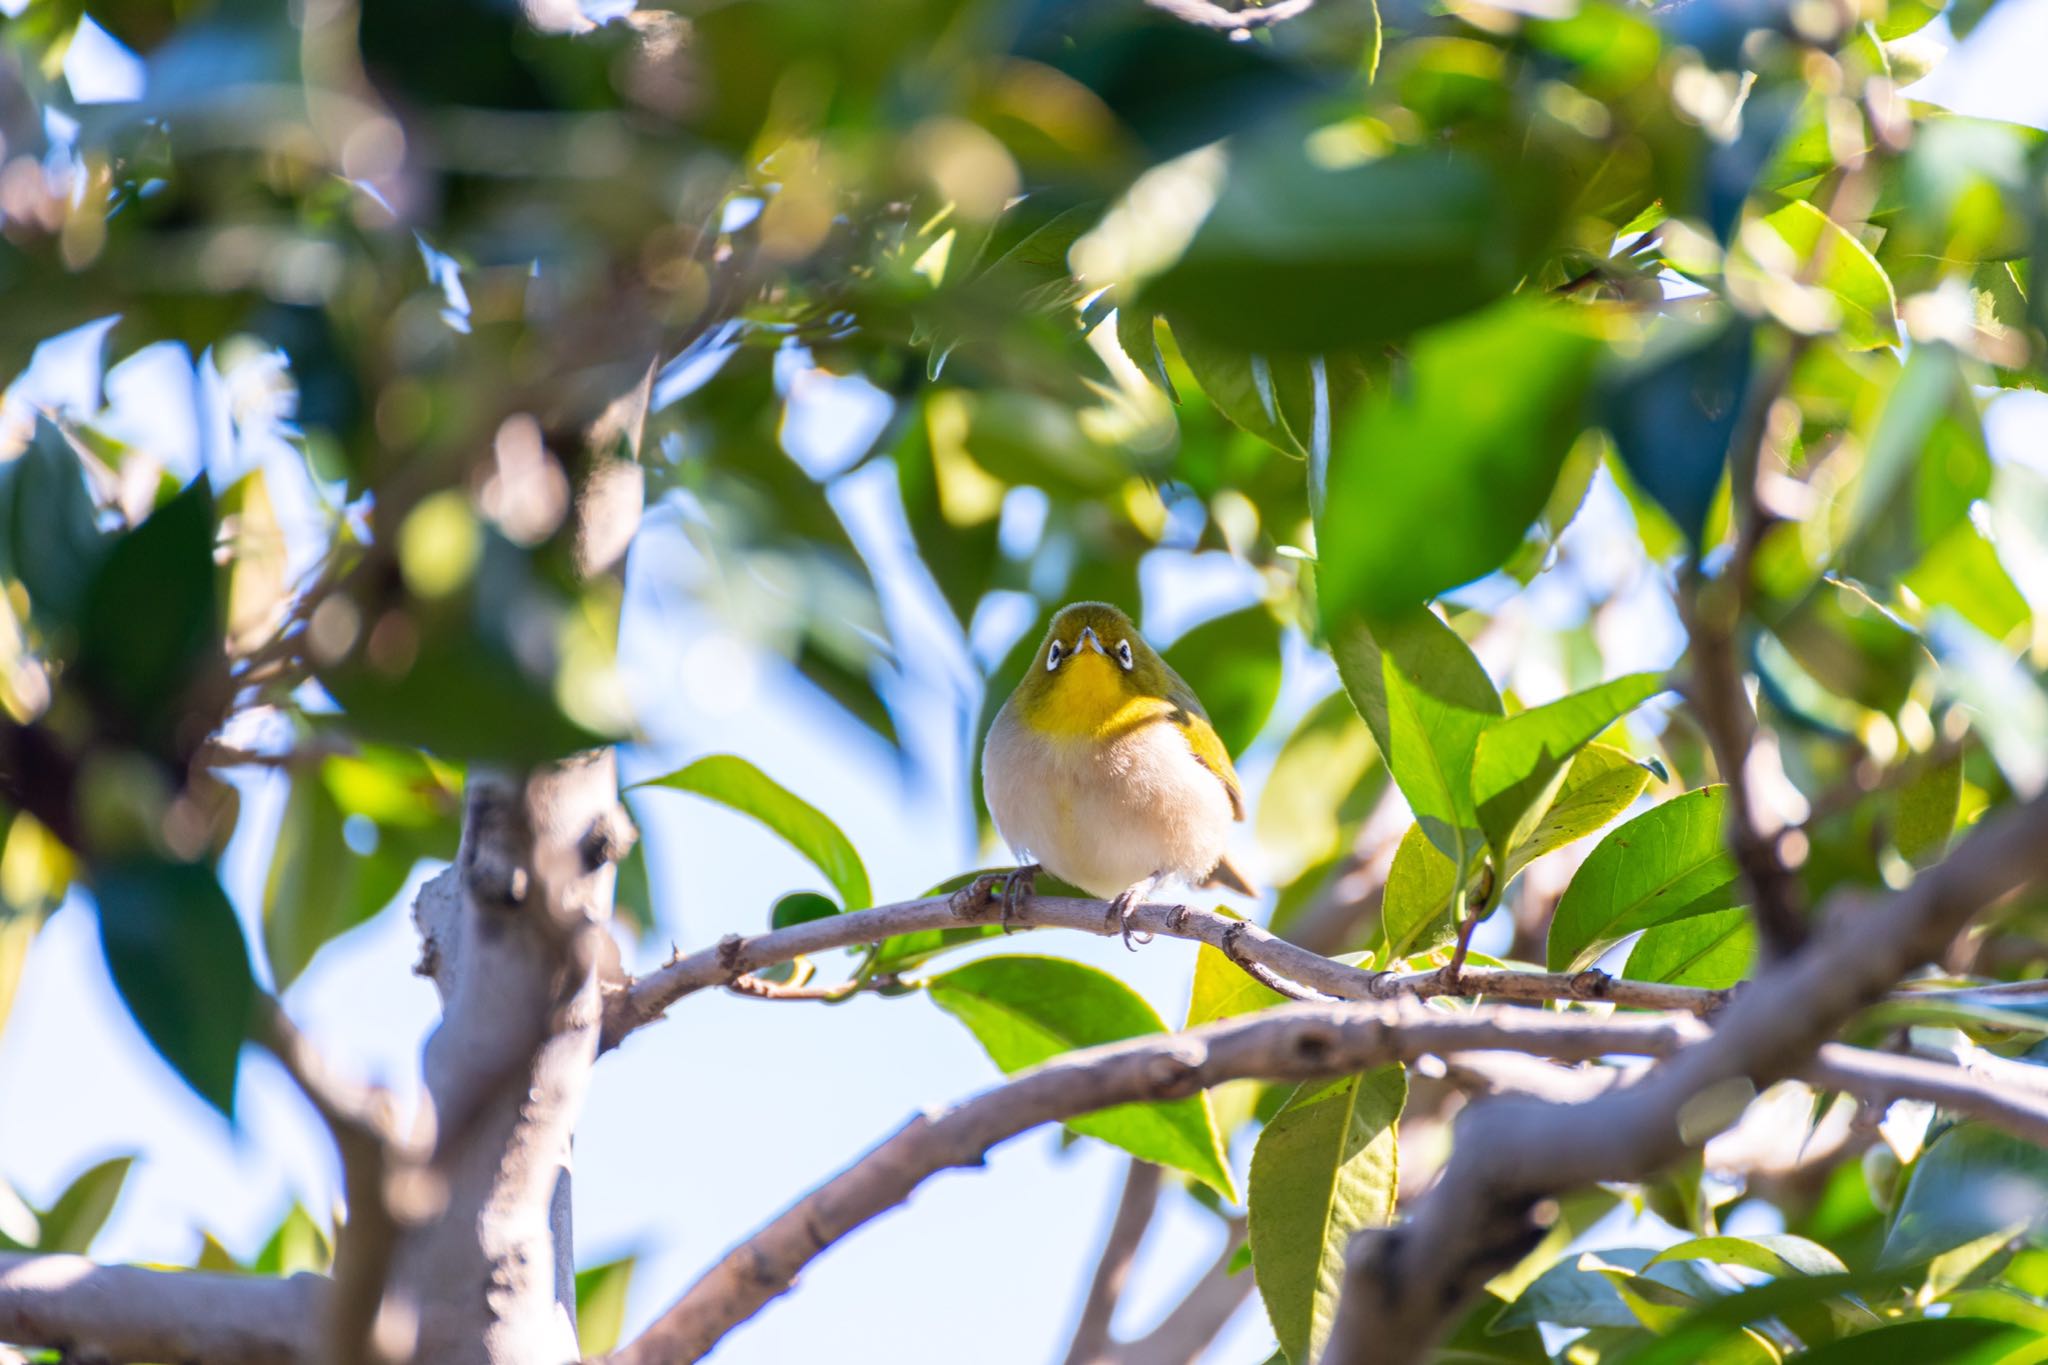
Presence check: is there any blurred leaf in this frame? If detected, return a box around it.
[1381,823,1458,963]
[928,954,1234,1197]
[1138,133,1561,351]
[1928,614,2048,801]
[771,890,840,929]
[252,1203,330,1277]
[264,771,418,990]
[34,1155,134,1255]
[1185,937,1286,1028]
[1600,318,1752,548]
[892,397,1001,630]
[636,754,871,910]
[1784,1318,2035,1364]
[1884,1123,2048,1267]
[1257,690,1382,887]
[1471,672,1664,871]
[74,475,218,752]
[1771,579,1927,716]
[1162,604,1283,756]
[1903,524,2030,644]
[1893,751,1963,869]
[0,908,37,1047]
[1650,1233,1847,1278]
[1327,606,1502,877]
[1116,307,1176,402]
[795,639,897,748]
[1248,1068,1407,1365]
[1171,326,1313,460]
[1743,200,1900,350]
[1625,908,1755,989]
[1547,786,1739,971]
[1493,1248,1680,1331]
[1502,742,1653,880]
[3,417,103,638]
[613,838,653,938]
[221,470,288,656]
[93,857,254,1117]
[575,1255,636,1356]
[1317,301,1602,619]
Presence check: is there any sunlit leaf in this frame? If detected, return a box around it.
[636,754,871,910]
[34,1156,134,1255]
[1625,908,1755,989]
[1248,1068,1406,1365]
[1381,824,1459,963]
[575,1255,636,1356]
[1471,672,1665,870]
[929,955,1234,1197]
[1547,787,1739,972]
[1502,742,1652,880]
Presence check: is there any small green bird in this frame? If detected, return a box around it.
[981,601,1255,946]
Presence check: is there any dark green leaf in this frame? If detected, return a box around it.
[94,858,255,1117]
[1117,307,1177,402]
[928,955,1233,1197]
[1248,1068,1407,1364]
[1599,317,1751,549]
[1884,1122,2048,1267]
[1381,824,1458,963]
[1171,325,1312,459]
[1471,673,1664,869]
[636,754,870,910]
[1783,1318,2036,1365]
[1161,604,1283,756]
[1318,301,1602,619]
[4,417,104,637]
[1893,751,1963,869]
[75,475,219,751]
[1502,742,1652,879]
[1625,908,1755,989]
[772,891,840,929]
[1547,787,1739,971]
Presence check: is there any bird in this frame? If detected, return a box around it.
[977,601,1255,948]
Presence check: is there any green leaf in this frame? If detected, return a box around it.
[1744,200,1901,350]
[1782,1318,2037,1364]
[1893,751,1963,869]
[1600,317,1752,548]
[0,907,39,1048]
[613,838,654,938]
[575,1255,636,1355]
[1171,326,1311,459]
[1492,1247,1676,1331]
[1771,578,1928,716]
[1381,824,1459,963]
[1502,743,1652,880]
[1248,1068,1407,1364]
[928,955,1234,1197]
[1161,604,1284,756]
[1625,908,1755,989]
[1649,1233,1847,1278]
[252,1203,331,1276]
[771,891,840,929]
[1328,606,1502,877]
[1257,690,1383,888]
[636,755,871,910]
[93,858,255,1117]
[1317,300,1603,620]
[1471,673,1665,870]
[264,772,419,990]
[1185,939,1287,1029]
[1117,307,1177,402]
[1546,787,1740,972]
[1884,1122,2048,1267]
[3,418,104,638]
[74,475,220,752]
[34,1156,134,1255]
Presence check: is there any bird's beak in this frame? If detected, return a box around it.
[1078,626,1107,656]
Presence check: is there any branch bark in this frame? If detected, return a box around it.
[1323,791,2048,1365]
[1063,1161,1165,1365]
[0,1255,321,1364]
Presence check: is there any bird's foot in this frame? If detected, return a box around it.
[948,872,1003,920]
[999,864,1041,934]
[1109,882,1159,952]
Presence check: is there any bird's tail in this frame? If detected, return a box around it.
[1203,854,1258,898]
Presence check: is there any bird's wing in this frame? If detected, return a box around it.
[1163,667,1245,822]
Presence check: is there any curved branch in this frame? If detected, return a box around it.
[1325,791,2048,1365]
[0,1254,322,1364]
[1063,1161,1165,1365]
[605,1001,1709,1363]
[601,895,1728,1048]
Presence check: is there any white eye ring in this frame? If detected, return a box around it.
[1116,640,1134,670]
[1046,640,1064,672]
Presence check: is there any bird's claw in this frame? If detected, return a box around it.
[1110,890,1155,951]
[999,864,1039,934]
[948,873,1002,920]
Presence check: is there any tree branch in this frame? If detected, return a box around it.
[1324,791,2048,1365]
[0,1254,322,1364]
[602,895,1729,1049]
[1063,1161,1165,1365]
[605,1001,1708,1363]
[1113,1223,1254,1365]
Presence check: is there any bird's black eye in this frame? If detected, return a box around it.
[1116,640,1134,670]
[1046,640,1064,672]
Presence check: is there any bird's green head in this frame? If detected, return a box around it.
[1009,602,1175,738]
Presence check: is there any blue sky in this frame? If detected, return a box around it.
[5,4,2048,1360]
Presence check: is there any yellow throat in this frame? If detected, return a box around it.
[1016,647,1167,742]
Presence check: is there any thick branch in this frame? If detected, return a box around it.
[607,1001,1707,1363]
[1325,792,2048,1365]
[0,1254,321,1364]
